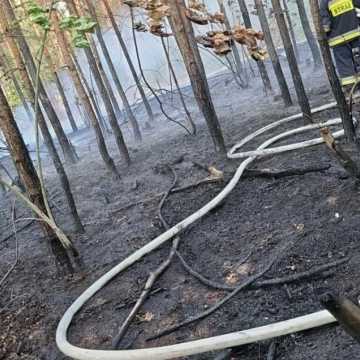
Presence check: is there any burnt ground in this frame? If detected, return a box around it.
[1,54,360,360]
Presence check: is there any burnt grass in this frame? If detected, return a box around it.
[1,58,360,360]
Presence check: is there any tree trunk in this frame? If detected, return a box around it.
[101,0,155,124]
[0,84,73,271]
[85,0,142,142]
[309,0,357,142]
[90,40,123,121]
[52,14,120,177]
[296,0,322,68]
[54,71,78,132]
[85,44,131,164]
[2,0,78,164]
[0,53,33,124]
[160,37,197,135]
[237,0,273,93]
[282,0,300,60]
[272,0,312,123]
[70,0,131,165]
[254,0,292,106]
[217,0,244,81]
[168,0,226,153]
[0,1,85,233]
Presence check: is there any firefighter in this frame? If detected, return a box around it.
[320,0,360,94]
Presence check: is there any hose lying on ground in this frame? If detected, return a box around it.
[57,102,343,360]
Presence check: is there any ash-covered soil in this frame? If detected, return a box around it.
[1,56,360,360]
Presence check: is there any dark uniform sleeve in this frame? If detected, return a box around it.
[354,0,360,7]
[320,0,331,32]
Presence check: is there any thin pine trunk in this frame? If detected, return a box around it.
[237,0,273,93]
[296,0,322,68]
[52,14,120,177]
[0,84,73,271]
[282,0,300,60]
[2,0,78,164]
[70,0,131,165]
[168,0,226,153]
[160,37,196,135]
[309,0,356,142]
[255,0,292,106]
[85,0,142,141]
[217,0,244,81]
[55,71,78,132]
[272,0,312,123]
[101,0,155,124]
[0,54,33,123]
[0,0,84,232]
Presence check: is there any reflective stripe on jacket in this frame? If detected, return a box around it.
[320,0,360,46]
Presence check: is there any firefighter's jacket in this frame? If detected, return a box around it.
[320,0,360,46]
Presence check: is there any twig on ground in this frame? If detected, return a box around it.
[213,349,233,360]
[147,241,292,341]
[110,164,329,215]
[267,341,277,360]
[0,220,35,245]
[176,253,348,291]
[112,166,179,349]
[111,177,222,215]
[0,200,19,290]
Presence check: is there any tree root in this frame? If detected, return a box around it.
[176,252,348,291]
[112,166,179,349]
[147,240,293,342]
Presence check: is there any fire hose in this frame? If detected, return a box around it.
[57,101,346,360]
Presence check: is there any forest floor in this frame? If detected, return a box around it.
[1,53,360,360]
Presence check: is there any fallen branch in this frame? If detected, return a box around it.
[110,177,223,214]
[112,166,179,349]
[176,253,348,291]
[147,240,292,341]
[243,164,331,179]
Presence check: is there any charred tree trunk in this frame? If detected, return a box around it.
[0,52,33,124]
[52,15,119,176]
[272,0,312,123]
[54,71,78,132]
[0,84,73,271]
[217,0,244,81]
[70,0,131,165]
[0,1,84,232]
[85,0,142,142]
[85,45,131,164]
[296,0,322,68]
[237,0,273,93]
[90,41,123,121]
[168,0,226,153]
[282,0,300,60]
[2,0,78,164]
[254,0,292,106]
[310,0,357,142]
[160,37,197,135]
[101,0,155,124]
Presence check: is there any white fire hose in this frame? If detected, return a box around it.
[57,102,344,360]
